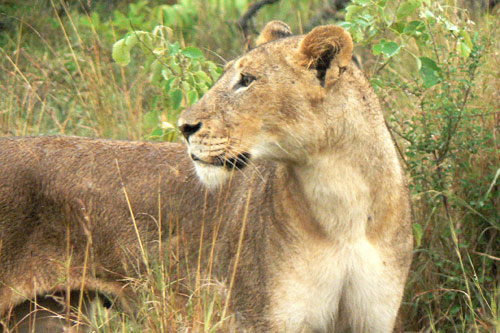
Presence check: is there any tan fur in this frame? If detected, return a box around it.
[0,22,412,332]
[256,21,292,46]
[297,25,353,69]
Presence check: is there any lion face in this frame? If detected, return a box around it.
[178,22,353,187]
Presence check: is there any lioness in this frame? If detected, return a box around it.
[0,22,412,332]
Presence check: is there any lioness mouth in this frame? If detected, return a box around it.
[191,152,251,170]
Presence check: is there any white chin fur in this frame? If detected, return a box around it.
[194,162,231,188]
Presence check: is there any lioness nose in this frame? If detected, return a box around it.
[179,122,202,141]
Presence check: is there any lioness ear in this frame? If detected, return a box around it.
[256,21,292,46]
[224,59,235,71]
[296,25,353,88]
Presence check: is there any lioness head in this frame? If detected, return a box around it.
[178,21,354,187]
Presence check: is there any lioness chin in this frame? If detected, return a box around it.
[0,22,412,332]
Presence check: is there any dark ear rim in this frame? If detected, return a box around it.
[297,25,353,86]
[256,21,292,46]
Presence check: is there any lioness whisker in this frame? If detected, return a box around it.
[224,149,266,184]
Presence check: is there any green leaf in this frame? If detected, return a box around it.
[209,67,221,82]
[413,223,423,247]
[168,58,182,75]
[125,33,139,47]
[181,81,191,94]
[168,42,180,55]
[382,41,400,56]
[460,30,473,49]
[112,32,149,66]
[149,60,163,85]
[187,90,198,105]
[442,18,459,32]
[161,68,173,81]
[403,21,426,36]
[418,57,441,88]
[419,56,440,72]
[164,77,176,94]
[370,78,384,89]
[181,46,204,59]
[372,40,400,57]
[186,72,196,86]
[235,0,248,12]
[345,5,364,22]
[457,40,471,58]
[392,22,406,34]
[143,111,158,129]
[396,0,422,20]
[170,88,183,110]
[197,83,209,94]
[151,128,164,137]
[194,70,211,84]
[112,39,131,66]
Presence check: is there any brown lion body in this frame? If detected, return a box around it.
[0,22,412,332]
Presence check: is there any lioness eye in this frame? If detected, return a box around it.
[235,73,256,90]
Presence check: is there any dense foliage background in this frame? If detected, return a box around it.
[1,0,499,331]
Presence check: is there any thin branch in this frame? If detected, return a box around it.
[237,0,280,38]
[385,120,410,170]
[304,0,350,32]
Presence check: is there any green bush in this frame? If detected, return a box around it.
[112,25,221,141]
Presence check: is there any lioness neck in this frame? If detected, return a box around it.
[285,151,368,242]
[284,137,401,243]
